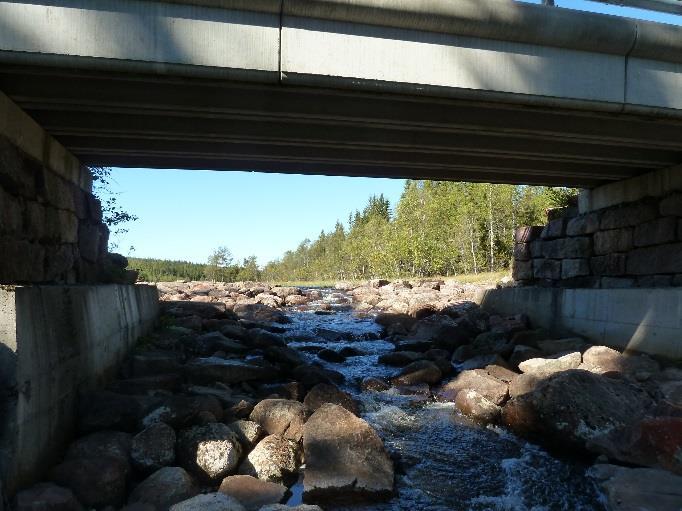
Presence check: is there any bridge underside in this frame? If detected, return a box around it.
[2,65,682,188]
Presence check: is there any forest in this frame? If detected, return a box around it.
[128,181,575,282]
[261,181,574,281]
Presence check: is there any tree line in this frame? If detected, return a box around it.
[261,181,575,281]
[129,250,261,283]
[128,181,575,283]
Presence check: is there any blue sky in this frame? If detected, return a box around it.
[108,0,681,265]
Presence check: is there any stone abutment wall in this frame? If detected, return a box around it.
[514,191,682,288]
[0,91,110,284]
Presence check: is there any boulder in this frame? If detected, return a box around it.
[580,346,660,381]
[128,467,197,511]
[378,351,423,367]
[285,295,309,306]
[459,354,510,371]
[131,350,184,376]
[247,329,287,349]
[590,464,682,511]
[177,423,242,481]
[317,349,346,363]
[508,345,543,369]
[485,364,518,383]
[437,369,509,405]
[264,346,306,369]
[302,404,394,504]
[455,389,502,424]
[219,475,287,511]
[140,395,222,429]
[169,493,245,511]
[50,457,128,509]
[238,435,301,485]
[64,430,132,475]
[228,420,264,450]
[292,364,344,388]
[304,383,359,415]
[469,331,514,358]
[14,483,83,511]
[131,422,176,473]
[361,377,391,392]
[518,352,582,378]
[624,417,682,474]
[407,314,472,349]
[233,303,290,323]
[77,391,154,434]
[509,373,542,398]
[391,360,442,386]
[502,370,654,456]
[250,399,308,442]
[185,357,277,385]
[537,338,589,355]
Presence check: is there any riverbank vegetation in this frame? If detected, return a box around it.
[262,181,575,281]
[129,181,575,282]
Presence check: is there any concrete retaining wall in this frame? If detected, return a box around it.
[477,286,682,360]
[0,284,159,495]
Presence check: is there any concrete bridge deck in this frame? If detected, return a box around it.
[1,0,682,187]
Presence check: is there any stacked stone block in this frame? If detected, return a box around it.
[0,135,109,284]
[514,193,682,288]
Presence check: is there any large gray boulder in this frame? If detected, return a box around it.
[131,422,176,473]
[579,346,659,381]
[437,369,509,405]
[219,475,287,511]
[502,369,654,456]
[238,435,301,485]
[14,483,83,511]
[128,467,197,511]
[590,464,682,511]
[249,399,308,442]
[518,352,582,378]
[302,404,394,504]
[169,493,245,511]
[178,423,242,481]
[303,383,359,415]
[50,456,127,509]
[228,420,264,450]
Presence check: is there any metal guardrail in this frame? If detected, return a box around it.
[544,0,682,15]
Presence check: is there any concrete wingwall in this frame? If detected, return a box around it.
[477,286,682,360]
[0,284,159,495]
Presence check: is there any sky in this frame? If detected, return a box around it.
[108,0,682,265]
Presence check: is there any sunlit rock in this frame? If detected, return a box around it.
[238,434,302,485]
[303,403,394,504]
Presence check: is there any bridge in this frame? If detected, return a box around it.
[1,0,682,187]
[2,0,682,501]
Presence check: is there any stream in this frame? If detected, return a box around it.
[280,289,606,511]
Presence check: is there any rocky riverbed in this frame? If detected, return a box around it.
[11,280,682,511]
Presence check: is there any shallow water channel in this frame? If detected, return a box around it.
[281,289,605,511]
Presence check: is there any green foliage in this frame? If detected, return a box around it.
[90,167,138,251]
[128,257,207,282]
[205,246,233,282]
[262,182,576,281]
[128,250,261,283]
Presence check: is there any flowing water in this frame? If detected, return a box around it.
[281,289,606,511]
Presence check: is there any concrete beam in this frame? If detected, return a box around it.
[579,164,682,213]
